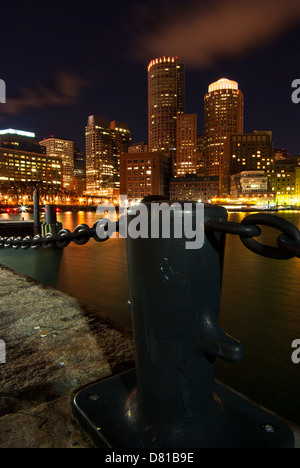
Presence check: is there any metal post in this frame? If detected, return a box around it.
[41,205,62,236]
[45,205,57,225]
[73,201,295,448]
[33,188,40,235]
[126,202,240,427]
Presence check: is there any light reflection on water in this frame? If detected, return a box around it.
[218,211,300,425]
[0,210,299,425]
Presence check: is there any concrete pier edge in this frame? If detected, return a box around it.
[0,263,135,448]
[0,263,299,448]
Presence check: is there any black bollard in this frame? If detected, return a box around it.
[126,202,242,437]
[45,205,57,225]
[73,201,295,448]
[41,205,62,236]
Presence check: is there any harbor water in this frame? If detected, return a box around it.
[0,209,299,426]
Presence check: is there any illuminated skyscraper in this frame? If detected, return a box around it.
[204,78,244,185]
[40,136,74,190]
[71,147,86,195]
[85,115,131,197]
[176,113,197,177]
[148,56,185,172]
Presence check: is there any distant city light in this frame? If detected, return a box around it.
[19,205,28,213]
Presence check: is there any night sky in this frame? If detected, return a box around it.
[0,0,299,155]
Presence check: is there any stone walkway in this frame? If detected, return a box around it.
[0,265,135,448]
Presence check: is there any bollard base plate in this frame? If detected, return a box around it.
[73,369,295,448]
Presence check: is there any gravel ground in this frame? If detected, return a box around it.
[0,264,135,448]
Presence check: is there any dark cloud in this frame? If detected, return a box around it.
[137,0,300,67]
[0,71,88,117]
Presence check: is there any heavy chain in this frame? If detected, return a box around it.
[0,219,114,250]
[205,213,300,260]
[1,213,300,260]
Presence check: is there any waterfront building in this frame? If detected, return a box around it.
[224,131,274,175]
[170,175,219,202]
[0,128,46,154]
[0,129,62,188]
[204,78,244,191]
[273,148,291,161]
[230,171,268,198]
[148,56,185,174]
[128,142,148,153]
[267,158,300,197]
[0,144,62,187]
[39,136,74,190]
[175,114,198,177]
[85,115,131,197]
[120,151,171,200]
[296,167,300,196]
[223,131,274,195]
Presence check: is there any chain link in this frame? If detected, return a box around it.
[205,213,300,260]
[1,212,300,260]
[204,220,261,238]
[0,218,114,250]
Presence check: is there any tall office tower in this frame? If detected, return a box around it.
[176,113,197,177]
[148,56,185,173]
[85,116,110,195]
[204,78,244,187]
[40,136,74,189]
[196,134,205,176]
[71,147,86,195]
[85,116,131,197]
[74,147,86,180]
[110,120,132,192]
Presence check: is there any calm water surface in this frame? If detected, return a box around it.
[0,209,299,425]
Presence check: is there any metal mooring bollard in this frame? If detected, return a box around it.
[41,205,62,236]
[73,201,295,448]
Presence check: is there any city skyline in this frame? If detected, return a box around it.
[0,0,299,157]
